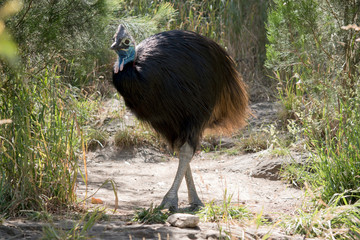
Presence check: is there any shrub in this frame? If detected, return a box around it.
[267,0,360,204]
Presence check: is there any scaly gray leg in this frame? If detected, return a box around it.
[185,165,204,210]
[160,142,194,211]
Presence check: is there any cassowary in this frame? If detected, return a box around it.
[111,24,249,211]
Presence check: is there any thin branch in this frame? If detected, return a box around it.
[324,0,341,28]
[15,0,34,28]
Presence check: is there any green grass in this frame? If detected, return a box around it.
[197,200,252,223]
[131,191,253,226]
[284,191,360,239]
[280,162,310,188]
[278,87,360,238]
[132,204,170,224]
[195,189,277,239]
[0,68,83,215]
[310,99,360,204]
[196,189,252,223]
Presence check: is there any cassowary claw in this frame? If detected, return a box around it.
[160,194,179,212]
[189,200,204,211]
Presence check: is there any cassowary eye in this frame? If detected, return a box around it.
[123,39,130,45]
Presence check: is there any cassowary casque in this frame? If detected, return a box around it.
[111,24,249,211]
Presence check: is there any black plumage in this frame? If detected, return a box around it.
[111,25,249,210]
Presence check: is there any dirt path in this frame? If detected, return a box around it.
[80,146,303,219]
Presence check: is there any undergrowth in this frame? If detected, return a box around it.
[267,1,360,238]
[132,204,170,224]
[284,189,360,239]
[0,68,82,215]
[114,123,164,150]
[197,199,252,224]
[197,189,273,239]
[0,0,174,216]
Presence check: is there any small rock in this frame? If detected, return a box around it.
[167,213,199,228]
[251,160,282,180]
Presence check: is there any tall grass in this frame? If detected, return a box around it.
[284,189,360,239]
[0,67,82,215]
[267,1,360,237]
[309,96,360,203]
[267,0,360,203]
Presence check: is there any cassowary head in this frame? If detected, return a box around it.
[111,24,135,73]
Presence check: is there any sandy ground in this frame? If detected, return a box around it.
[79,147,303,220]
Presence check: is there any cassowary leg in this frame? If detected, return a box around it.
[185,165,204,210]
[160,142,194,211]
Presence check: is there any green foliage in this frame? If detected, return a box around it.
[268,1,360,237]
[267,0,360,118]
[0,68,81,215]
[267,0,360,199]
[196,190,255,239]
[112,2,177,43]
[132,204,170,224]
[197,200,251,223]
[6,0,112,86]
[310,96,360,203]
[266,0,323,71]
[22,210,54,222]
[0,0,117,216]
[280,162,310,188]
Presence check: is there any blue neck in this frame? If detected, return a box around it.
[118,46,136,68]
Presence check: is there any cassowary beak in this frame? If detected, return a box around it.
[110,41,117,50]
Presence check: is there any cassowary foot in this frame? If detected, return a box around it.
[189,201,204,211]
[189,194,204,211]
[160,194,178,212]
[187,182,204,211]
